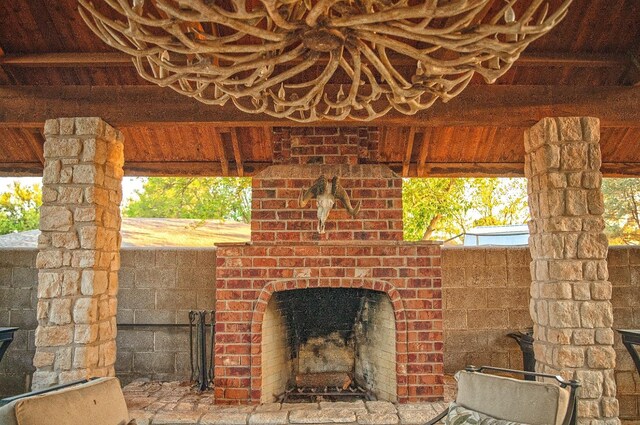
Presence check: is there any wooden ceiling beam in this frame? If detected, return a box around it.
[599,162,640,177]
[3,159,638,178]
[122,161,270,177]
[515,52,629,68]
[229,128,244,177]
[0,52,130,68]
[391,162,640,178]
[0,162,43,176]
[2,85,638,128]
[0,51,628,69]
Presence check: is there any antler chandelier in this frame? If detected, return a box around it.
[79,0,571,122]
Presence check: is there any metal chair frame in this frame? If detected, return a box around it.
[0,378,93,407]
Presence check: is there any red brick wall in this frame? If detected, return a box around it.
[214,243,443,404]
[252,165,403,243]
[272,127,380,165]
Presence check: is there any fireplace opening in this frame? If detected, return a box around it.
[261,287,397,403]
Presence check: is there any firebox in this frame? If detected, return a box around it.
[261,288,396,402]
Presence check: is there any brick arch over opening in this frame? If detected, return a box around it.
[249,278,408,402]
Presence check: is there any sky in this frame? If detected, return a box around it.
[0,176,147,207]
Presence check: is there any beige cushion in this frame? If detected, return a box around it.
[0,398,19,425]
[445,402,530,424]
[455,371,570,425]
[9,377,129,425]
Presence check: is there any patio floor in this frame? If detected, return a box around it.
[123,381,448,425]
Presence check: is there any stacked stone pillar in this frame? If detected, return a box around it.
[525,117,619,424]
[32,117,124,389]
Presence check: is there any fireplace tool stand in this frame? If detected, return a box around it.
[189,310,215,391]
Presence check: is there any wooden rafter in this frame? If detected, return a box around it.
[229,128,244,177]
[2,85,639,128]
[621,50,640,87]
[0,44,16,84]
[262,127,272,151]
[402,127,416,176]
[209,127,229,176]
[417,130,430,177]
[21,129,45,166]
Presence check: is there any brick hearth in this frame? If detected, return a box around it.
[214,128,444,404]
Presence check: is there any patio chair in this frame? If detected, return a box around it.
[0,377,131,425]
[426,366,580,425]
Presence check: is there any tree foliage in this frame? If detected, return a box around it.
[403,178,529,241]
[467,178,529,227]
[0,182,42,235]
[124,177,251,223]
[403,178,469,240]
[602,178,640,245]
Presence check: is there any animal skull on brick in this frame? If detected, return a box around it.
[298,175,361,234]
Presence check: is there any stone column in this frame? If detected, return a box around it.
[525,117,619,424]
[32,117,124,389]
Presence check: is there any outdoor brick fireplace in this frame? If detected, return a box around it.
[214,128,444,404]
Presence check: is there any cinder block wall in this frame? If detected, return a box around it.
[0,249,38,396]
[0,247,216,395]
[116,248,217,385]
[441,247,532,372]
[608,247,640,421]
[442,245,640,422]
[1,244,637,414]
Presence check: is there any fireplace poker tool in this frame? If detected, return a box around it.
[189,310,215,391]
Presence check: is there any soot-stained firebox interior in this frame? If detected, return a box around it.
[261,288,397,402]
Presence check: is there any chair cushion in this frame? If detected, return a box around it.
[0,399,19,425]
[13,377,129,425]
[445,402,530,425]
[455,371,570,425]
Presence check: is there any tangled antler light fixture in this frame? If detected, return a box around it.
[79,0,572,122]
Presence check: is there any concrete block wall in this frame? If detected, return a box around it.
[116,247,217,384]
[442,245,640,422]
[0,249,38,396]
[608,247,640,421]
[0,244,637,416]
[0,247,216,395]
[441,246,532,373]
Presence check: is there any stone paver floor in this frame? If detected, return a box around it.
[124,382,447,425]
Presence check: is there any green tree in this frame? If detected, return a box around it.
[403,177,529,241]
[402,178,469,240]
[467,178,529,227]
[0,182,42,235]
[124,177,251,223]
[602,178,640,245]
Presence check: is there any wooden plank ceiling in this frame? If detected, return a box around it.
[0,0,639,177]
